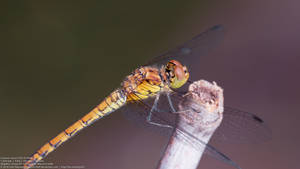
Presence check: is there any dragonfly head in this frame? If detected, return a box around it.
[165,60,190,89]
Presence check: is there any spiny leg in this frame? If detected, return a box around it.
[146,94,172,128]
[166,92,176,113]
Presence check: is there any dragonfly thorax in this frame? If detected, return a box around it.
[164,60,189,89]
[122,60,189,102]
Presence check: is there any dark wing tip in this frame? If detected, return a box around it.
[252,114,264,123]
[211,24,224,31]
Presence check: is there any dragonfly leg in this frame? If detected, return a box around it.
[147,94,172,128]
[166,92,176,113]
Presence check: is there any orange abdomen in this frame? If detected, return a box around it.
[24,66,166,169]
[24,89,126,169]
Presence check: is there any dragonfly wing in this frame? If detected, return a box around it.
[144,25,224,66]
[170,91,272,144]
[121,94,177,137]
[211,106,272,144]
[175,126,242,169]
[122,92,241,169]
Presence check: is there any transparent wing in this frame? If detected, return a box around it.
[121,91,271,168]
[121,93,177,137]
[170,92,272,144]
[144,25,224,66]
[211,106,272,143]
[175,127,242,169]
[122,92,241,169]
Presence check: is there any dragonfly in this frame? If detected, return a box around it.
[24,25,271,169]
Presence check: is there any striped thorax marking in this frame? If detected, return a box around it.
[124,66,166,102]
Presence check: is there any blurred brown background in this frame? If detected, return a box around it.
[0,0,299,169]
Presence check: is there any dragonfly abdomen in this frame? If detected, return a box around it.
[24,89,126,169]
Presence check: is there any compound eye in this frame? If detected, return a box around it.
[183,67,187,73]
[169,60,180,66]
[174,66,185,80]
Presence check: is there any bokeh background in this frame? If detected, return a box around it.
[0,0,299,169]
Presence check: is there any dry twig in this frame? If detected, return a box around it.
[158,80,224,169]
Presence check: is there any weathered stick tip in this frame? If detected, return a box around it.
[158,80,224,169]
[178,80,224,133]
